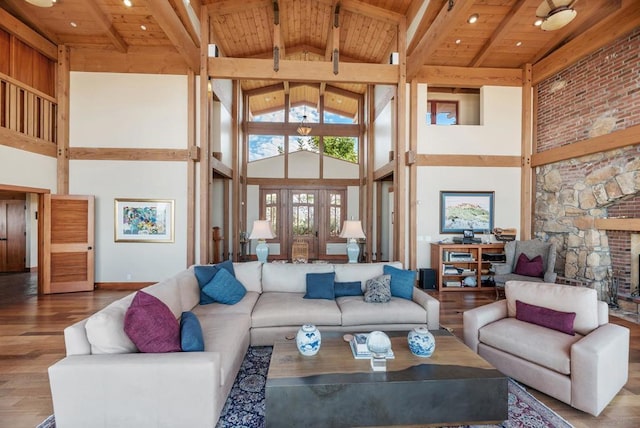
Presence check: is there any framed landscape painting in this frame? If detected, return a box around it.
[440,191,494,234]
[114,199,174,243]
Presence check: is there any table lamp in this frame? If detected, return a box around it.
[339,220,365,263]
[249,220,275,263]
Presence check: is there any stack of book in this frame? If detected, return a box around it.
[349,333,395,359]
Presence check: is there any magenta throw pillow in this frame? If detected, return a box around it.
[124,291,181,353]
[514,253,544,278]
[515,300,576,335]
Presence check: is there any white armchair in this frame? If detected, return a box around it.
[463,281,629,416]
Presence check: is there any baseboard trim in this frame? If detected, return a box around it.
[95,282,154,290]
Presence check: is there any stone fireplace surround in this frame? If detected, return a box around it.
[535,145,640,303]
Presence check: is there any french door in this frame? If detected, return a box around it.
[260,187,346,261]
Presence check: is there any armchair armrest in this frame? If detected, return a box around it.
[571,323,629,416]
[491,262,511,275]
[412,288,440,330]
[49,352,221,428]
[463,300,507,353]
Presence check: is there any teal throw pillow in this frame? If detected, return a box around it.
[383,265,415,300]
[194,260,236,305]
[304,272,336,300]
[180,311,204,352]
[201,268,247,305]
[334,281,363,297]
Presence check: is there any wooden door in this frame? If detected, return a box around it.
[290,191,318,260]
[40,195,95,294]
[0,200,26,272]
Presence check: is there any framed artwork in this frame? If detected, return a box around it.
[114,198,174,243]
[440,191,494,234]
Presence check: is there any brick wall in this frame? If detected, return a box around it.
[537,27,640,152]
[535,27,640,298]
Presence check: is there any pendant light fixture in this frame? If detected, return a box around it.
[297,106,312,136]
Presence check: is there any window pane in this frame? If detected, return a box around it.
[323,136,358,163]
[249,135,284,162]
[435,102,457,125]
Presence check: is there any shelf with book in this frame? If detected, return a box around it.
[430,243,504,292]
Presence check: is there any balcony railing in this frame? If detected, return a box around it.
[0,73,57,144]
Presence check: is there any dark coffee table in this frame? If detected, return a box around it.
[265,330,507,427]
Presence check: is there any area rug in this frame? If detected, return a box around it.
[38,346,573,428]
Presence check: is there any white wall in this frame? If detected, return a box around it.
[324,156,358,178]
[373,101,393,170]
[0,146,57,191]
[69,72,191,282]
[289,151,319,178]
[415,84,522,269]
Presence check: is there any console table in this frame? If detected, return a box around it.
[430,243,505,292]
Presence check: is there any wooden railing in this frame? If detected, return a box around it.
[0,73,56,144]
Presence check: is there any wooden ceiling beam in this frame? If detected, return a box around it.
[406,0,474,80]
[170,0,202,48]
[146,0,200,71]
[469,0,530,67]
[245,82,287,97]
[85,0,128,53]
[406,0,444,56]
[339,0,403,25]
[416,65,523,87]
[0,6,57,60]
[210,57,398,84]
[532,0,640,85]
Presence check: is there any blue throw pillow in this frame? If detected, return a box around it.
[201,268,247,305]
[180,311,204,352]
[383,265,415,300]
[194,260,236,305]
[304,272,336,300]
[334,281,363,297]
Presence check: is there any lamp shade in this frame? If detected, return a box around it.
[339,220,366,239]
[25,0,55,6]
[249,220,275,240]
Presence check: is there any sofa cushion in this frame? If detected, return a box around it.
[175,267,200,312]
[194,261,236,305]
[334,281,363,297]
[479,317,582,375]
[180,311,204,352]
[516,300,576,335]
[304,272,336,300]
[337,295,427,326]
[201,268,247,305]
[364,275,391,303]
[506,281,599,335]
[262,263,334,293]
[141,276,183,318]
[192,292,260,318]
[514,253,544,278]
[233,261,263,293]
[334,262,402,291]
[383,265,415,300]
[85,294,138,354]
[251,292,342,327]
[124,291,181,353]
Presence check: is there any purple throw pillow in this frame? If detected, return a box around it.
[514,253,544,278]
[124,291,181,353]
[515,300,576,335]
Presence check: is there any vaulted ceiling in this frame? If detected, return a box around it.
[2,0,637,118]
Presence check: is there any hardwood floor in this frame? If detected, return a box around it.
[0,273,638,427]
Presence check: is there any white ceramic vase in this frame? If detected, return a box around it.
[296,324,321,356]
[408,326,435,357]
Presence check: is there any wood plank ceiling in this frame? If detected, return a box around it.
[1,0,635,118]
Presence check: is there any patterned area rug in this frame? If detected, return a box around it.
[38,346,573,428]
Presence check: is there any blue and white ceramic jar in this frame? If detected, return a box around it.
[296,324,321,356]
[408,326,435,357]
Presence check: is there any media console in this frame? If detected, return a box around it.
[430,243,505,292]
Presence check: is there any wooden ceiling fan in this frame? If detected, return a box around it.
[536,0,578,31]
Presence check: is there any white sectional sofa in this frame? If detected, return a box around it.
[48,261,440,428]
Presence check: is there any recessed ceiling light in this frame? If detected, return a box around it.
[455,39,461,44]
[534,19,543,26]
[123,0,133,7]
[467,14,479,24]
[516,41,522,47]
[140,25,147,31]
[70,22,78,28]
